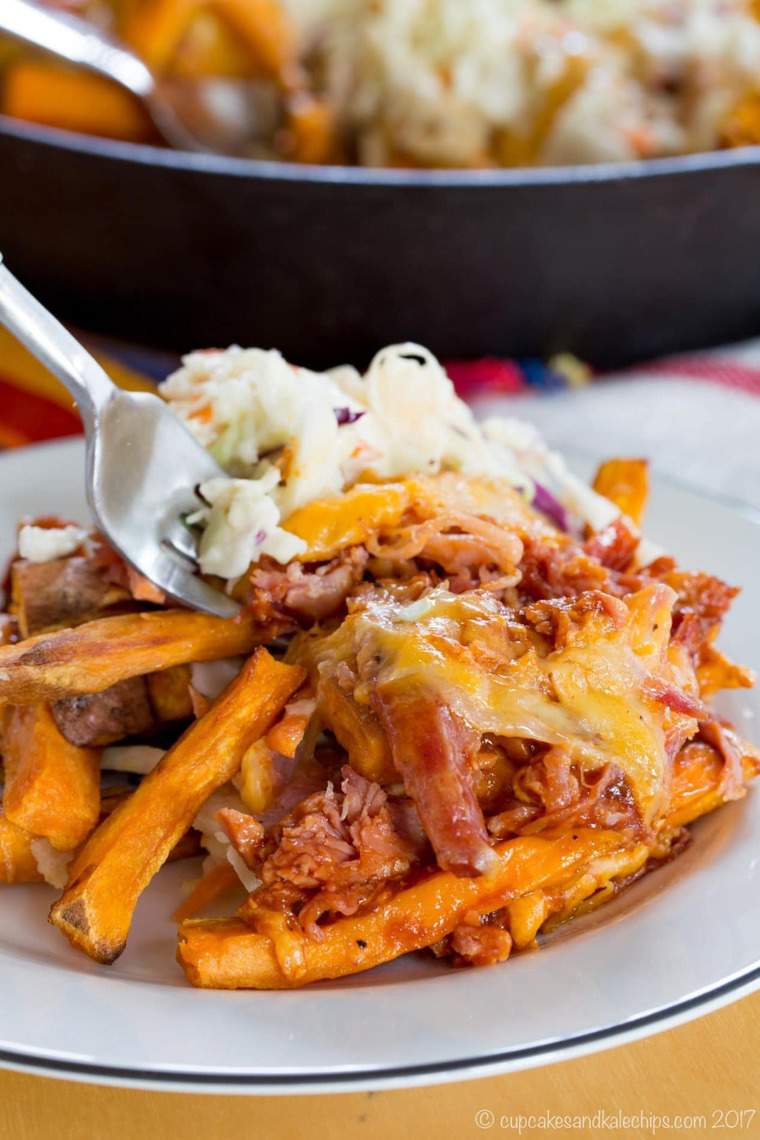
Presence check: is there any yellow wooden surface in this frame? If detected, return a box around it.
[0,989,757,1140]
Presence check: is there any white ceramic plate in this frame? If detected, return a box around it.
[1,438,759,1094]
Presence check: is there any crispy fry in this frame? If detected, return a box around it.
[317,674,395,783]
[539,742,760,940]
[173,862,240,923]
[264,710,308,758]
[178,738,760,988]
[283,97,336,164]
[696,645,755,700]
[50,650,304,964]
[0,614,19,645]
[2,61,153,140]
[119,0,297,82]
[2,704,100,851]
[238,738,277,813]
[52,677,155,747]
[146,664,194,722]
[178,829,631,988]
[11,556,131,638]
[0,811,43,884]
[0,792,194,888]
[536,842,653,938]
[721,89,760,148]
[98,789,201,863]
[126,567,166,605]
[0,610,275,704]
[160,9,257,79]
[217,0,298,82]
[592,458,649,527]
[667,741,758,829]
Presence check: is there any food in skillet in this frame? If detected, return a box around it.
[4,1,760,166]
[0,343,756,987]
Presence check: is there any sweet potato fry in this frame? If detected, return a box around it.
[50,666,194,748]
[97,789,201,863]
[173,863,239,923]
[317,674,395,783]
[0,811,43,884]
[592,458,649,526]
[146,664,194,722]
[177,737,760,989]
[667,741,759,829]
[52,677,156,747]
[3,60,153,141]
[10,556,131,638]
[0,613,19,645]
[120,0,297,80]
[0,791,196,885]
[50,650,304,964]
[2,704,100,851]
[264,710,309,759]
[178,829,630,988]
[0,610,275,704]
[696,645,755,700]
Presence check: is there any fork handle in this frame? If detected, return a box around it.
[0,260,116,428]
[0,0,156,101]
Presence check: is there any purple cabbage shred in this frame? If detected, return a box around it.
[532,482,569,531]
[334,406,365,426]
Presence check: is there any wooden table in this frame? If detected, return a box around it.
[1,988,756,1140]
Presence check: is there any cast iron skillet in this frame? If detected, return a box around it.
[1,114,760,368]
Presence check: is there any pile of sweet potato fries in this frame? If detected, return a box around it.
[0,458,757,989]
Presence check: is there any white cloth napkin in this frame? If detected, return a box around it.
[472,345,760,509]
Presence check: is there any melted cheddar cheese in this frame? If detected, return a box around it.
[311,583,696,824]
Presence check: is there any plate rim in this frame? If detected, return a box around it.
[1,436,759,1093]
[1,965,759,1093]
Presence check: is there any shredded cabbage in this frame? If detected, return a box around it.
[162,341,623,579]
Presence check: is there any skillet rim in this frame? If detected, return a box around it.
[4,111,760,188]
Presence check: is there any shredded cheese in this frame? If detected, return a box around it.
[162,341,620,580]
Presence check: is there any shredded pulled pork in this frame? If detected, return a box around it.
[523,591,629,646]
[374,690,497,876]
[698,720,751,803]
[664,568,740,656]
[246,497,740,697]
[517,532,623,602]
[249,547,369,624]
[517,538,739,668]
[308,580,705,835]
[431,910,513,967]
[248,766,425,938]
[366,511,523,592]
[488,751,639,839]
[217,808,265,868]
[583,518,640,571]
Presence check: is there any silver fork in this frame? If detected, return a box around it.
[0,260,239,617]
